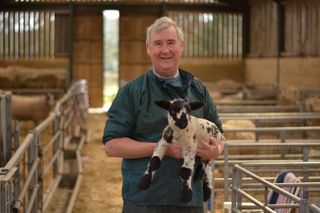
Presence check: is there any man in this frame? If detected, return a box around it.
[103,16,224,213]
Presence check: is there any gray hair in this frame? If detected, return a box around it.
[146,16,184,44]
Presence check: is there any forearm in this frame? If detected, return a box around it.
[104,137,156,159]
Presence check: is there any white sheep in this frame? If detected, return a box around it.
[139,99,225,203]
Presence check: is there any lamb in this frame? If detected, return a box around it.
[138,99,225,203]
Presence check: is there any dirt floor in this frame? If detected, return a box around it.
[72,113,123,213]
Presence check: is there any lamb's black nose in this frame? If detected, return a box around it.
[176,114,188,129]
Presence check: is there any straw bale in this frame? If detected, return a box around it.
[0,66,66,89]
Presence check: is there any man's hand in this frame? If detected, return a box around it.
[196,137,223,160]
[165,143,183,159]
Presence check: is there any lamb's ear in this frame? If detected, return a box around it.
[155,100,171,110]
[189,102,204,111]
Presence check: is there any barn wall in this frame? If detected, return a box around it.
[245,57,320,88]
[119,13,158,84]
[245,58,277,86]
[248,0,320,57]
[72,12,103,107]
[282,0,320,56]
[248,0,278,57]
[180,58,245,83]
[280,57,320,87]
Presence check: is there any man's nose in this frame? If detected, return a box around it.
[160,44,170,52]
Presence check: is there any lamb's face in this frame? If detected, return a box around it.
[155,99,204,129]
[168,99,191,129]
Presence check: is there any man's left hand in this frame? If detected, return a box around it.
[196,137,223,160]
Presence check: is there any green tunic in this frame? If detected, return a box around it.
[102,69,223,209]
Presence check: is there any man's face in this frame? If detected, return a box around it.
[146,26,184,78]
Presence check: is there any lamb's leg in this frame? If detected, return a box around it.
[203,160,213,201]
[139,127,173,190]
[193,156,205,180]
[180,148,196,202]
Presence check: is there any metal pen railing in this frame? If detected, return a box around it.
[231,162,320,213]
[0,79,88,213]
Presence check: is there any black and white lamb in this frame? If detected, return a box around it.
[139,99,225,203]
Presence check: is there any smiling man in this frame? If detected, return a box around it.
[102,17,224,213]
[146,19,184,78]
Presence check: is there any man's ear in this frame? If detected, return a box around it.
[180,41,184,52]
[155,100,171,110]
[189,102,203,111]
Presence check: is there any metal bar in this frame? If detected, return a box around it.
[216,13,220,57]
[1,12,3,58]
[239,161,320,168]
[234,164,303,203]
[42,131,61,154]
[4,134,33,170]
[42,174,62,211]
[33,11,36,58]
[223,143,229,202]
[42,149,61,177]
[13,158,40,212]
[43,11,47,58]
[233,188,276,212]
[1,95,7,166]
[35,112,56,133]
[223,126,320,133]
[65,150,83,213]
[25,184,39,213]
[225,142,319,148]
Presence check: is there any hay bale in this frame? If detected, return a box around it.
[0,66,67,89]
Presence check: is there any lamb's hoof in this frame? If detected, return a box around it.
[139,174,152,190]
[203,187,211,201]
[181,185,192,202]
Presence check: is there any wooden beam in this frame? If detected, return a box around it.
[1,2,245,13]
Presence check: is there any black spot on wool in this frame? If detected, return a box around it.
[163,127,174,143]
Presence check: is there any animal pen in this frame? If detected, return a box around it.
[0,80,89,213]
[1,0,320,213]
[231,162,320,213]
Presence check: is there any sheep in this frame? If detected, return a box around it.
[222,119,256,141]
[138,99,225,203]
[12,93,55,125]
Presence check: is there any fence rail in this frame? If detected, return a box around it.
[0,79,88,213]
[231,162,320,213]
[0,90,13,167]
[210,127,320,212]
